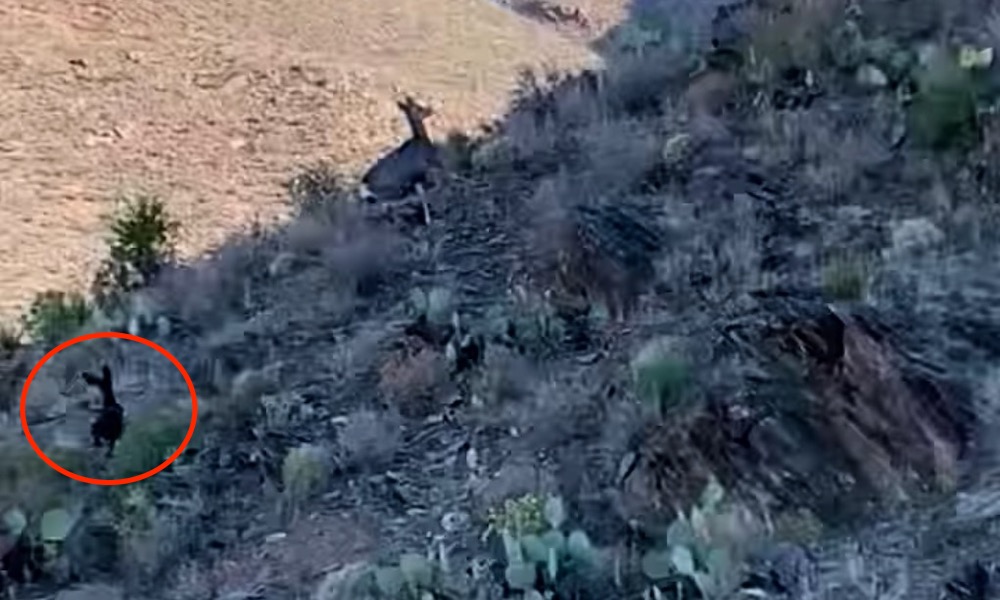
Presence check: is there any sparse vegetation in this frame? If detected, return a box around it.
[822,255,870,301]
[21,290,91,347]
[111,408,189,479]
[281,443,330,515]
[632,337,691,418]
[0,323,21,357]
[91,194,181,310]
[908,47,982,151]
[8,0,1000,598]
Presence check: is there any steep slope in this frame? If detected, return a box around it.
[0,0,602,319]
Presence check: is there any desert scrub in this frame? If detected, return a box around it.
[821,255,869,301]
[0,322,21,356]
[483,493,547,541]
[746,0,843,75]
[286,160,351,218]
[908,47,982,151]
[632,337,691,418]
[22,290,91,347]
[111,407,189,479]
[0,443,85,510]
[281,443,330,512]
[91,193,181,309]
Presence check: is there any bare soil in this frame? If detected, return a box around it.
[0,0,615,320]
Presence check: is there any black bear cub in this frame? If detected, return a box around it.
[82,365,124,457]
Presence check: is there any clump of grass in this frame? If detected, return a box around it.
[338,408,402,472]
[281,444,330,514]
[908,48,981,151]
[0,321,22,356]
[822,255,869,301]
[91,193,181,310]
[631,337,691,418]
[286,161,352,218]
[21,290,91,347]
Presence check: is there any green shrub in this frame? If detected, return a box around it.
[281,444,330,509]
[91,194,180,309]
[112,408,189,478]
[22,290,91,346]
[821,255,868,301]
[632,337,690,418]
[908,49,981,151]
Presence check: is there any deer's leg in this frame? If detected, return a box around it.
[414,183,431,226]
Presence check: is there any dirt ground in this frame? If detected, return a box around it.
[0,0,620,321]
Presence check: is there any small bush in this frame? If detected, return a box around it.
[0,443,85,511]
[286,161,352,218]
[338,408,402,472]
[746,0,843,74]
[0,322,22,356]
[22,290,91,346]
[91,194,181,309]
[377,346,449,416]
[908,48,981,151]
[632,337,691,417]
[281,444,330,510]
[112,408,189,479]
[822,255,869,301]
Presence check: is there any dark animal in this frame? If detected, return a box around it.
[358,96,442,225]
[82,365,124,457]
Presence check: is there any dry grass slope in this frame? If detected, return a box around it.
[0,0,605,319]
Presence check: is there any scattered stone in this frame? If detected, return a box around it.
[661,132,693,167]
[856,64,889,88]
[264,532,287,543]
[441,511,470,533]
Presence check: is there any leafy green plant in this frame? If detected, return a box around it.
[21,290,91,346]
[640,479,763,599]
[497,495,602,597]
[91,193,180,309]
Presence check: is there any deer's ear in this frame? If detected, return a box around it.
[102,365,112,383]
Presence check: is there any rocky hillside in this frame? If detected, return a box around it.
[5,0,1000,598]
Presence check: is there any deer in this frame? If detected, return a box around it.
[82,365,124,457]
[358,96,442,226]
